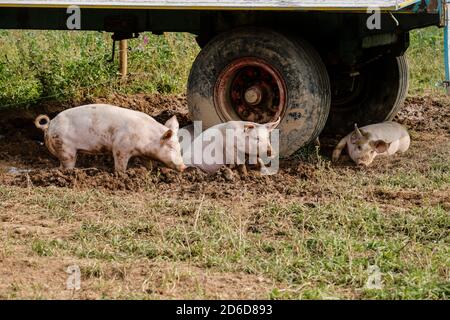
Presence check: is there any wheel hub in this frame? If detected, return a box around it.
[244,86,263,105]
[214,58,286,123]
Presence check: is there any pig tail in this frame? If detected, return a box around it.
[35,114,50,131]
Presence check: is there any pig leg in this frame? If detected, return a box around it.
[237,164,248,176]
[257,158,272,175]
[113,150,131,172]
[332,136,348,162]
[314,137,320,147]
[47,136,77,169]
[58,149,77,169]
[144,159,156,171]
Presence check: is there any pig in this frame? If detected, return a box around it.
[179,118,280,174]
[332,121,410,166]
[34,104,186,172]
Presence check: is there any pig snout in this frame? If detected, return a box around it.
[355,157,373,167]
[163,157,186,172]
[161,160,186,172]
[171,152,186,172]
[159,147,186,172]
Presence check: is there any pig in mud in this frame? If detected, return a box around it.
[179,118,280,174]
[332,121,410,166]
[34,104,186,172]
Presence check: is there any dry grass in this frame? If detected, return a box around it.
[0,130,448,300]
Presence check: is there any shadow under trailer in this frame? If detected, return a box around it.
[0,0,447,156]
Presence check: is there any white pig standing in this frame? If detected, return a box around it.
[332,121,410,166]
[35,104,186,172]
[179,119,280,174]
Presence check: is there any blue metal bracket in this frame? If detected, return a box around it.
[444,0,450,93]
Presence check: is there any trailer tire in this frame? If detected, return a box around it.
[325,55,409,134]
[187,27,330,157]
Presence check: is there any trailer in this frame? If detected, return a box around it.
[0,0,447,156]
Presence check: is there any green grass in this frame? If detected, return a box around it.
[1,185,448,299]
[408,26,445,94]
[0,30,199,108]
[1,137,448,299]
[0,26,448,299]
[0,26,447,109]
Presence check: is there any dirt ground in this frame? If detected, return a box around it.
[0,93,448,299]
[0,93,448,196]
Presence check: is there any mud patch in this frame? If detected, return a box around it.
[0,93,190,141]
[93,93,191,128]
[4,162,317,204]
[10,168,152,190]
[395,95,450,134]
[373,188,450,210]
[0,93,448,197]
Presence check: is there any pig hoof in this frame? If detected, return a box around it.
[260,166,271,175]
[221,167,234,182]
[314,137,320,147]
[237,164,248,177]
[160,167,173,175]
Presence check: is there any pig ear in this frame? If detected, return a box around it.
[265,117,281,132]
[164,116,179,132]
[161,129,173,141]
[350,124,364,143]
[244,124,255,133]
[370,140,390,153]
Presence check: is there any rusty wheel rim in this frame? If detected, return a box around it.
[214,57,287,123]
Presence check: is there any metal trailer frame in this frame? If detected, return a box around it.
[0,1,445,31]
[0,1,433,11]
[444,0,450,92]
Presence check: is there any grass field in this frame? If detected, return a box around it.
[0,26,447,109]
[1,129,448,299]
[0,27,449,300]
[0,31,199,108]
[408,27,445,94]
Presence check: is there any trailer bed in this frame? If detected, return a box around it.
[0,0,422,11]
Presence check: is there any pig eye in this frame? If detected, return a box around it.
[357,146,362,151]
